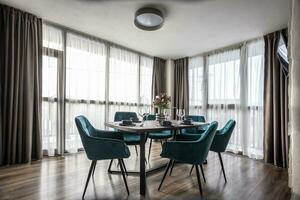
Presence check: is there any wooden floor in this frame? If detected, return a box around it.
[0,142,290,200]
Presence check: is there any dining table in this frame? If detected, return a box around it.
[105,120,209,196]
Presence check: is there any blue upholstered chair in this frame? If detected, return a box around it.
[145,114,173,160]
[168,115,207,176]
[114,111,141,156]
[189,119,236,182]
[158,122,218,196]
[210,120,236,182]
[75,116,130,198]
[181,115,207,134]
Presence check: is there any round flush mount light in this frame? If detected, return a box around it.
[134,7,164,31]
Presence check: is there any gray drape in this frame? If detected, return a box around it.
[263,30,289,168]
[152,57,166,99]
[0,4,43,165]
[173,57,189,116]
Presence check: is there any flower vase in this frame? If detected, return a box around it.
[156,108,166,121]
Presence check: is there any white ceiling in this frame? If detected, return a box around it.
[0,0,290,59]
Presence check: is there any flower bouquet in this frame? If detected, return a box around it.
[153,93,171,121]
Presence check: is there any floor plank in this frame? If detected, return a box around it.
[0,142,290,200]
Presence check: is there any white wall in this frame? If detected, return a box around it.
[290,0,300,199]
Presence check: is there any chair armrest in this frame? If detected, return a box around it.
[83,136,130,160]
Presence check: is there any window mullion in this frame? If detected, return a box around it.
[138,55,141,107]
[58,30,67,155]
[104,44,110,126]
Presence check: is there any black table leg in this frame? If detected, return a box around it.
[140,132,146,196]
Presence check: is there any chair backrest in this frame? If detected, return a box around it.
[114,112,138,122]
[210,120,236,152]
[184,115,205,122]
[75,115,94,137]
[75,115,129,160]
[75,116,96,157]
[182,115,206,134]
[145,114,156,120]
[195,121,218,164]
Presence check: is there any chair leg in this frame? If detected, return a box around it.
[189,165,194,175]
[135,145,138,156]
[158,160,173,191]
[200,165,206,182]
[120,159,128,176]
[195,165,203,196]
[169,160,175,176]
[148,139,152,160]
[92,161,97,177]
[218,152,227,182]
[160,139,163,147]
[108,159,113,173]
[83,161,96,199]
[118,159,130,195]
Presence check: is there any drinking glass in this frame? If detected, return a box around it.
[164,109,171,121]
[176,109,185,121]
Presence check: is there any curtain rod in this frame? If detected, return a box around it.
[43,20,153,59]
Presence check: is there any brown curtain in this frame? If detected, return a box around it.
[0,4,43,165]
[263,29,289,168]
[152,57,166,99]
[173,57,189,117]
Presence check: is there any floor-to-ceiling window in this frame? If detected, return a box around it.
[42,25,63,156]
[207,49,242,152]
[189,56,205,116]
[108,46,140,120]
[243,39,264,158]
[140,56,154,110]
[188,39,264,159]
[65,33,107,153]
[42,24,153,155]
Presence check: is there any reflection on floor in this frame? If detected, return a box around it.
[0,141,290,200]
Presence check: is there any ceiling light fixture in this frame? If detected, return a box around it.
[134,7,164,31]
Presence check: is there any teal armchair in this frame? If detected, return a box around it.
[168,115,207,176]
[210,120,236,182]
[181,115,207,134]
[145,114,173,160]
[158,121,218,196]
[114,112,140,155]
[75,116,130,198]
[189,119,236,182]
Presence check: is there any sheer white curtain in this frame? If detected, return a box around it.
[207,49,241,140]
[205,40,264,159]
[188,56,206,116]
[41,25,153,155]
[140,56,153,109]
[108,46,139,120]
[241,39,264,159]
[42,24,63,156]
[65,33,107,153]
